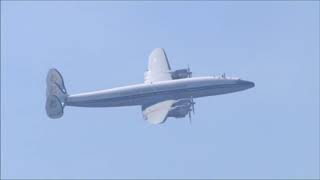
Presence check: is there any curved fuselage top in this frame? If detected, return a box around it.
[66,76,254,107]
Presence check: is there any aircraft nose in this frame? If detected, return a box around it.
[239,80,255,88]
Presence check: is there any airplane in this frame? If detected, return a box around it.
[46,48,254,124]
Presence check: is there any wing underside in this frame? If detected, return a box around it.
[144,48,172,83]
[142,49,194,124]
[142,100,175,124]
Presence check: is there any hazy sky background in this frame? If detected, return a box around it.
[1,1,319,179]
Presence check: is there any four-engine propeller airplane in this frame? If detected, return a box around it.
[46,48,254,124]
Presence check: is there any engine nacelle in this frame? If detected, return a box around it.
[173,99,192,107]
[167,99,193,118]
[171,69,191,79]
[167,105,191,118]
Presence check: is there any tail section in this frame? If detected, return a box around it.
[46,68,67,119]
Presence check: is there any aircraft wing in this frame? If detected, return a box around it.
[142,100,175,124]
[144,48,172,83]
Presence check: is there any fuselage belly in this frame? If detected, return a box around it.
[65,77,254,108]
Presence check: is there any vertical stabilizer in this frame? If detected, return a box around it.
[46,68,67,119]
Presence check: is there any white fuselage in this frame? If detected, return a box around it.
[65,76,254,107]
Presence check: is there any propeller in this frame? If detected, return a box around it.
[191,97,195,114]
[188,97,195,124]
[187,65,192,78]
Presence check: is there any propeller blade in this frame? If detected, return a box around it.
[192,103,195,114]
[190,97,195,114]
[187,64,192,78]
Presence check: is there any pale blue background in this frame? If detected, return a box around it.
[1,1,319,179]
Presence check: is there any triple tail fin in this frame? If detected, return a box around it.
[46,68,68,119]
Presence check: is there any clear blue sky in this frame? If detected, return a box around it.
[1,1,319,179]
